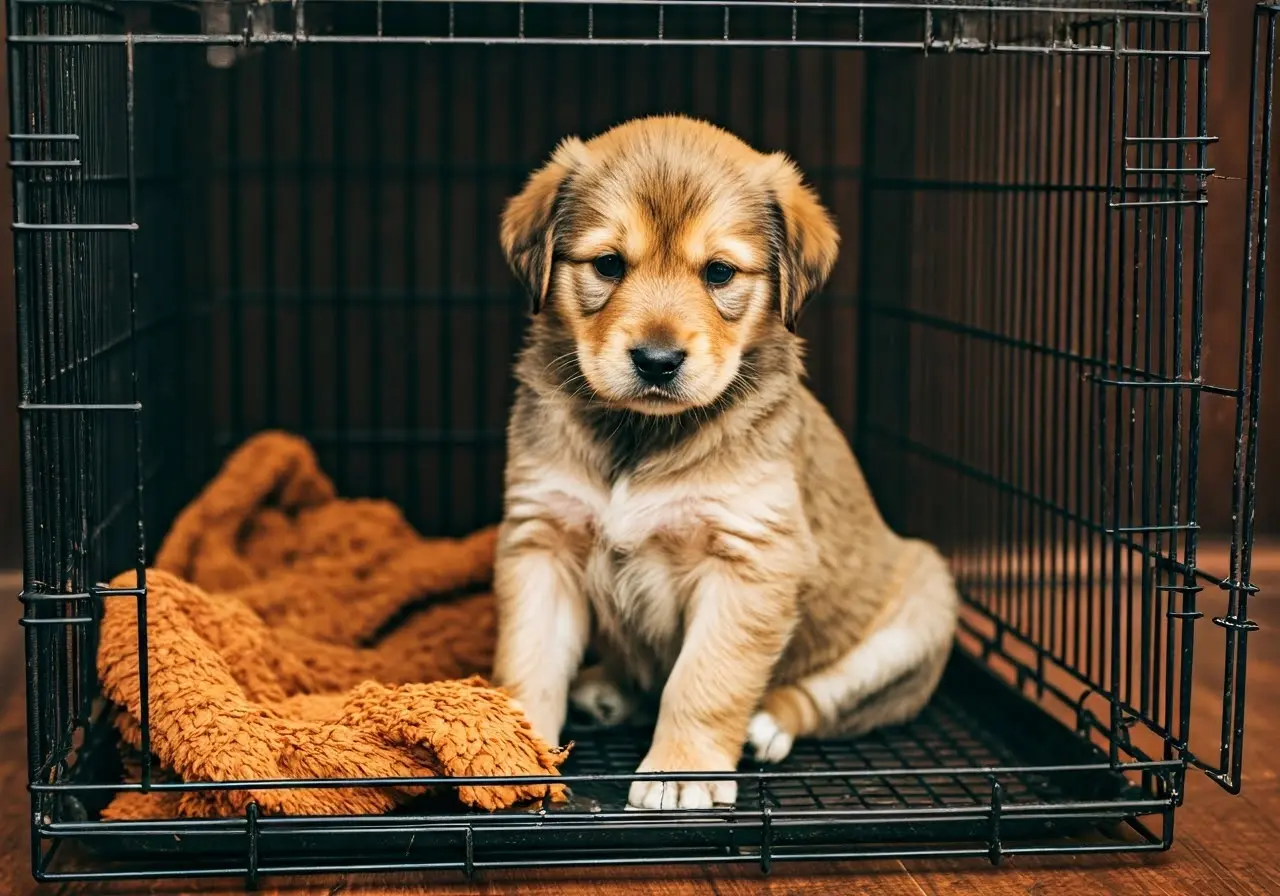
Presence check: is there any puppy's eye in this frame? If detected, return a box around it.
[705,261,736,286]
[593,254,625,280]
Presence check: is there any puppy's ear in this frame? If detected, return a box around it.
[500,137,588,314]
[762,153,840,332]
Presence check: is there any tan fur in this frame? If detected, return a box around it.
[491,115,959,810]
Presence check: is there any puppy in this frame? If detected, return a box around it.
[491,115,958,810]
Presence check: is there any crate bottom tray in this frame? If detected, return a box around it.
[53,652,1162,875]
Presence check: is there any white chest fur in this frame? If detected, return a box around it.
[513,470,718,547]
[508,464,806,690]
[518,473,709,663]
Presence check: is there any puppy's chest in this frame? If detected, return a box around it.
[584,542,686,676]
[534,476,718,653]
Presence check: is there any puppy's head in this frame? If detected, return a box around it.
[501,115,838,416]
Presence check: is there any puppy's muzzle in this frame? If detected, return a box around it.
[629,344,687,387]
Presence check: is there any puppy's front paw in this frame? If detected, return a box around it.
[746,711,795,764]
[627,744,737,810]
[569,669,637,728]
[627,778,735,810]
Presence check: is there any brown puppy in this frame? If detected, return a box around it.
[492,115,958,810]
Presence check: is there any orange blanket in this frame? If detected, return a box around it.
[97,431,566,820]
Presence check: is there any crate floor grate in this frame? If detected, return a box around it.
[51,653,1161,878]
[562,691,1069,815]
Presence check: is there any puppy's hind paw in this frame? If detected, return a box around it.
[747,711,795,764]
[569,671,637,728]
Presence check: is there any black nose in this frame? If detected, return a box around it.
[629,345,687,385]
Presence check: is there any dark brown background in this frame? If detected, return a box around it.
[1197,1,1280,539]
[0,2,1277,568]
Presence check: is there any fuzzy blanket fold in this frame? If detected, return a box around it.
[96,431,566,821]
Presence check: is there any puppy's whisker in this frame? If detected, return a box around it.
[542,349,582,379]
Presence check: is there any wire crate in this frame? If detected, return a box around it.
[7,0,1274,884]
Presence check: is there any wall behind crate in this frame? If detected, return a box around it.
[190,16,1274,546]
[1199,1,1280,540]
[0,5,1278,569]
[192,41,865,536]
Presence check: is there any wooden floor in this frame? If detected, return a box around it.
[0,559,1277,896]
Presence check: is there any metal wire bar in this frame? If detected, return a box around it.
[1211,2,1276,794]
[5,0,1261,883]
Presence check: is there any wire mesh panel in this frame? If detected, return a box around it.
[860,10,1216,779]
[1215,0,1277,795]
[857,0,1268,798]
[8,2,200,876]
[5,0,1269,884]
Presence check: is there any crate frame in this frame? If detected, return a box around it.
[6,0,1273,883]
